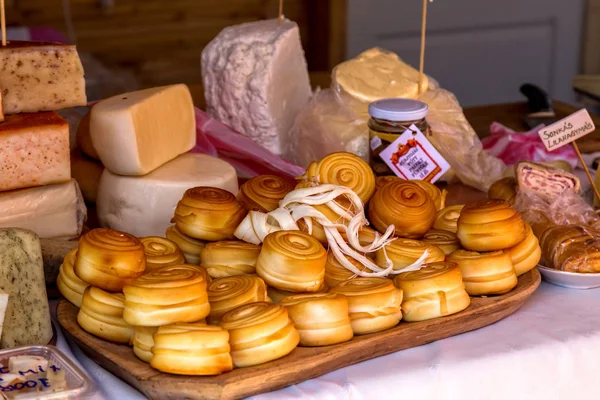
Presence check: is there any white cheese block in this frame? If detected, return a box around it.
[202,18,311,156]
[97,153,238,237]
[8,356,48,376]
[90,84,196,176]
[0,229,53,349]
[0,180,86,240]
[0,291,8,342]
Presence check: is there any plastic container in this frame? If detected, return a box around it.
[0,345,97,399]
[368,98,430,176]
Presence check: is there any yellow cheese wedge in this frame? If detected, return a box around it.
[90,84,196,176]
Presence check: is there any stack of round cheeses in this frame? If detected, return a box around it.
[58,151,538,376]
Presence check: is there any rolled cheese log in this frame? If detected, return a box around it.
[375,238,445,272]
[77,287,134,344]
[279,293,354,346]
[393,262,471,322]
[140,236,186,271]
[57,248,89,307]
[505,224,542,276]
[74,228,146,292]
[267,282,329,304]
[207,276,269,325]
[324,252,373,288]
[447,250,518,296]
[369,181,436,238]
[238,175,294,212]
[256,231,327,293]
[131,326,157,363]
[433,205,464,233]
[374,176,400,192]
[457,200,527,251]
[151,323,233,375]
[422,229,461,256]
[299,152,376,204]
[488,177,517,205]
[200,240,261,278]
[165,225,206,265]
[122,264,210,326]
[411,180,447,211]
[330,277,403,335]
[173,187,247,241]
[219,302,299,368]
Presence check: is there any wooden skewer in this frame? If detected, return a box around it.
[572,141,600,202]
[1,0,6,46]
[278,0,283,25]
[418,0,428,94]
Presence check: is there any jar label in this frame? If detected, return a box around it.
[378,124,450,182]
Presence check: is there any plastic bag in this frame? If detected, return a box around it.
[419,89,506,191]
[513,188,600,273]
[192,108,305,182]
[285,89,369,167]
[285,48,505,192]
[482,123,578,168]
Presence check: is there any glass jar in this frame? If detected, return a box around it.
[368,98,430,176]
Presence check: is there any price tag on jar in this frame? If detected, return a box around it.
[378,124,450,183]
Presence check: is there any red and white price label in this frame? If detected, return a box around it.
[378,124,450,183]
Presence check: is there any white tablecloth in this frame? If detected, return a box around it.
[56,282,600,400]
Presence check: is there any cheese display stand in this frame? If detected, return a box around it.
[1,4,600,400]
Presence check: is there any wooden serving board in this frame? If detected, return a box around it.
[57,269,541,400]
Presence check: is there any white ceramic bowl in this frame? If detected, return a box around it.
[537,265,600,290]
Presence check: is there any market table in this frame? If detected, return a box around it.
[53,101,600,399]
[55,283,600,400]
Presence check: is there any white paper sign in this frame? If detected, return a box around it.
[378,125,450,183]
[538,108,595,151]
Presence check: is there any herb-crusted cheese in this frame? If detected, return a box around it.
[0,229,53,349]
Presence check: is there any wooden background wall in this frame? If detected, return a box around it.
[6,0,346,105]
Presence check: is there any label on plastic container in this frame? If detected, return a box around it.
[378,124,450,183]
[538,108,595,151]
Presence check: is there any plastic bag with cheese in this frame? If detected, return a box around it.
[286,88,369,167]
[286,47,506,191]
[419,88,506,191]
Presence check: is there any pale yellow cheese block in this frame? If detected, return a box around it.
[332,48,428,113]
[0,41,87,114]
[90,84,196,176]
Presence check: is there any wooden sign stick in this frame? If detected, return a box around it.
[572,141,600,201]
[278,0,283,25]
[1,0,6,46]
[418,0,428,94]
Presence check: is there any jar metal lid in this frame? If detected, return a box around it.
[368,98,429,121]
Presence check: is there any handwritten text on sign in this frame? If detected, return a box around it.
[538,109,595,151]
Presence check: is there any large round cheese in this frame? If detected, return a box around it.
[332,48,428,110]
[97,153,238,237]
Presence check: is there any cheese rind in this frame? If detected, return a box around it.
[90,84,196,176]
[0,112,71,191]
[202,18,311,155]
[97,153,238,237]
[0,41,87,114]
[0,180,86,240]
[0,228,53,348]
[71,149,103,203]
